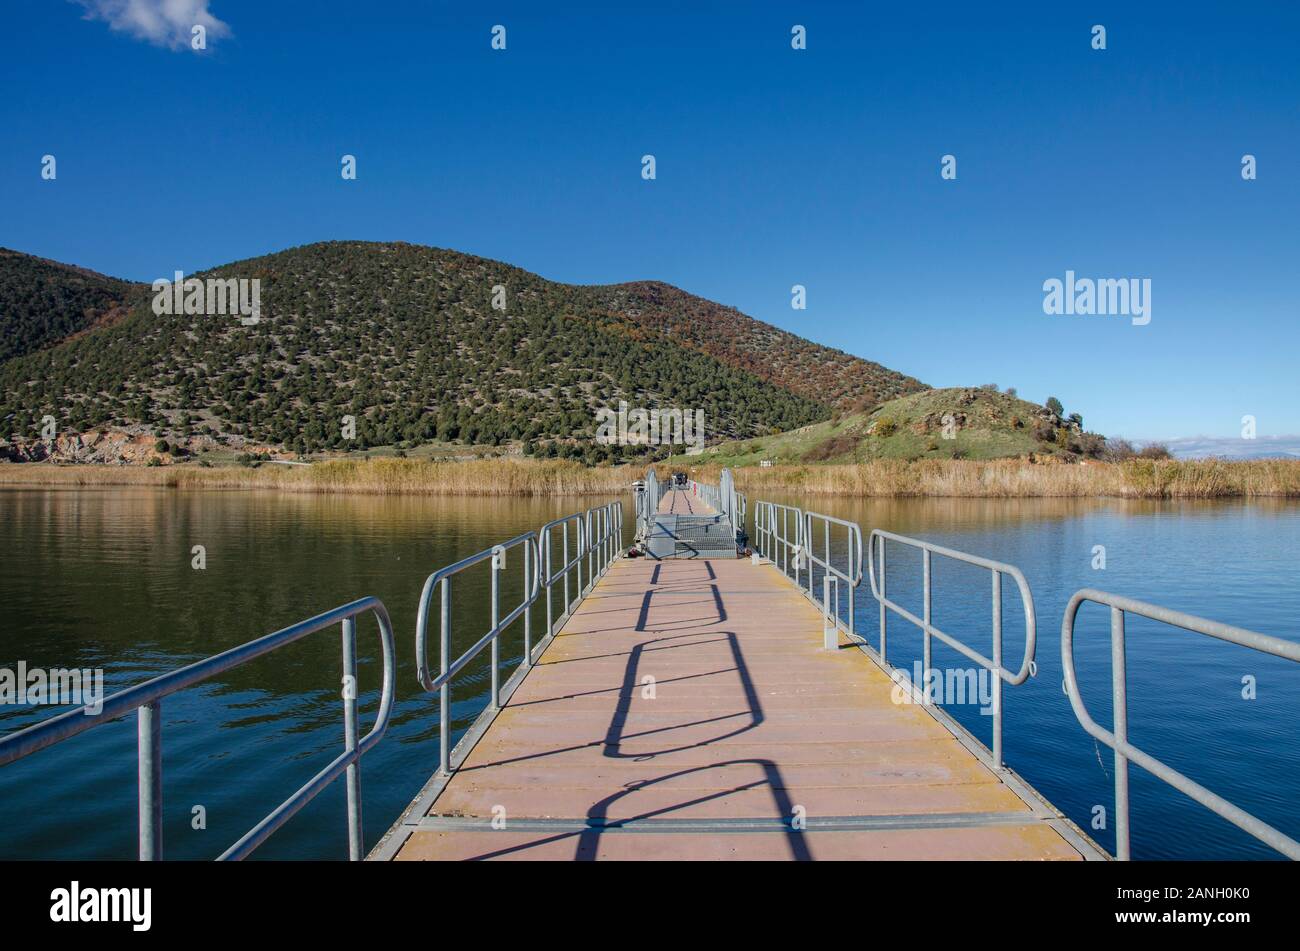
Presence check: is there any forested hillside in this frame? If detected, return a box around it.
[0,249,141,362]
[585,281,925,410]
[1,242,924,460]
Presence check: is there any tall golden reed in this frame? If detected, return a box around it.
[673,458,1300,499]
[1,457,1296,498]
[0,458,637,496]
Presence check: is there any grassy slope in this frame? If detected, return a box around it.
[662,387,1065,466]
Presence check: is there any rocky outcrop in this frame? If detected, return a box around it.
[0,429,281,465]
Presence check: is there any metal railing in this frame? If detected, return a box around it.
[1061,589,1300,860]
[867,529,1036,769]
[719,467,739,528]
[636,469,662,540]
[416,502,624,779]
[689,477,712,509]
[416,531,541,776]
[753,500,805,585]
[805,511,864,647]
[753,503,860,637]
[541,513,587,634]
[0,597,397,861]
[688,469,746,539]
[584,501,622,591]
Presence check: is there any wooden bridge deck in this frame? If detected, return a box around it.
[657,485,713,516]
[383,557,1095,861]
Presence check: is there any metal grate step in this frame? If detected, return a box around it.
[646,514,739,559]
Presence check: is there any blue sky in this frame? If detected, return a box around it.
[2,1,1297,444]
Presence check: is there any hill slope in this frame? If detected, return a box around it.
[0,242,924,460]
[667,387,1103,465]
[0,249,142,362]
[582,281,925,410]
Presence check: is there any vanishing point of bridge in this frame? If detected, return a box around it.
[2,469,1297,861]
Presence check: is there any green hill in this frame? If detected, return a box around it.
[0,249,142,362]
[0,242,925,461]
[666,387,1105,465]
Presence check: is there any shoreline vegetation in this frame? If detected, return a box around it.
[0,456,1298,498]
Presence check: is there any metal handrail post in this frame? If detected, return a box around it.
[583,510,591,591]
[824,519,830,608]
[792,509,800,587]
[879,538,887,665]
[544,533,554,638]
[808,534,814,598]
[922,548,932,704]
[138,701,162,861]
[439,578,451,775]
[490,550,501,709]
[848,535,855,635]
[342,616,362,860]
[523,540,533,666]
[823,575,837,650]
[575,519,584,609]
[1111,605,1130,860]
[991,573,1002,768]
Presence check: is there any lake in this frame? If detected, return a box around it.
[1,487,1297,860]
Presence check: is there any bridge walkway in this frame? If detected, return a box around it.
[382,557,1096,860]
[657,484,713,516]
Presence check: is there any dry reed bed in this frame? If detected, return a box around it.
[700,458,1300,498]
[1,457,1297,498]
[0,458,636,495]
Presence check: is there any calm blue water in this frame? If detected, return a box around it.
[768,496,1300,860]
[0,489,591,861]
[1,488,1296,860]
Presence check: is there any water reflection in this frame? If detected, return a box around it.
[1,487,1297,860]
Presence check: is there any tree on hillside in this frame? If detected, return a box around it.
[1045,396,1064,416]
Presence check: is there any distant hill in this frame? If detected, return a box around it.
[669,387,1103,464]
[1160,435,1300,460]
[0,249,142,362]
[0,242,926,461]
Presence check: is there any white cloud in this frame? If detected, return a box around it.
[75,0,231,51]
